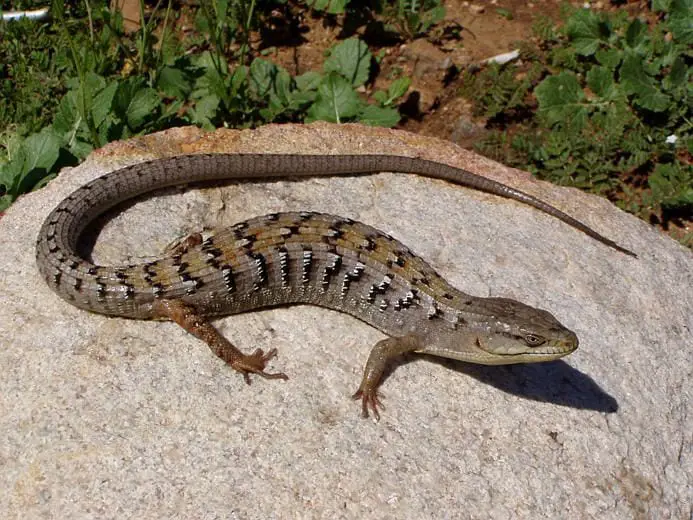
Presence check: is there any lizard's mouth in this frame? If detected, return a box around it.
[474,336,578,363]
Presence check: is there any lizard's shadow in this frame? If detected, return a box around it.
[390,355,618,413]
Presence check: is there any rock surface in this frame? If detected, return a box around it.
[1,123,691,518]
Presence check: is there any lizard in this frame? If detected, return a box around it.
[35,153,634,419]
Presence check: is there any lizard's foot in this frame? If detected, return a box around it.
[164,231,203,256]
[352,387,385,421]
[232,348,289,384]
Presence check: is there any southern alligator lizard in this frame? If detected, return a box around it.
[36,153,634,418]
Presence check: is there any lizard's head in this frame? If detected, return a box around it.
[431,297,578,365]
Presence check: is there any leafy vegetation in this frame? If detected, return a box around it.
[0,0,432,210]
[461,1,692,246]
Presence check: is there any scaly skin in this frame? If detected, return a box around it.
[36,153,627,418]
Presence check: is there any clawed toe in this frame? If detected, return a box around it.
[238,348,288,383]
[352,388,385,421]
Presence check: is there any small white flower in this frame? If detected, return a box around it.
[665,134,678,144]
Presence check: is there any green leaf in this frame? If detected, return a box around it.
[249,58,278,98]
[66,73,107,137]
[372,91,388,104]
[191,51,231,102]
[100,113,121,142]
[229,65,248,95]
[1,128,63,197]
[295,71,323,92]
[625,18,648,48]
[663,56,689,90]
[193,4,211,33]
[357,104,400,127]
[595,48,622,69]
[91,81,118,129]
[160,99,185,119]
[667,0,693,44]
[620,52,671,112]
[249,58,293,115]
[372,77,411,107]
[323,38,372,87]
[157,60,195,98]
[189,94,220,128]
[565,8,607,56]
[655,39,680,69]
[288,89,317,107]
[306,73,362,123]
[535,72,587,130]
[291,73,321,108]
[113,79,139,117]
[0,161,16,193]
[0,147,27,197]
[21,128,62,174]
[327,0,348,13]
[125,87,161,129]
[52,90,80,136]
[387,77,411,102]
[271,68,293,107]
[586,66,617,100]
[0,195,13,212]
[69,140,93,160]
[81,72,107,102]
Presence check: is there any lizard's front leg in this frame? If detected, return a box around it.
[353,334,424,420]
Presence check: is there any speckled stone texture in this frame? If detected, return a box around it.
[1,123,690,518]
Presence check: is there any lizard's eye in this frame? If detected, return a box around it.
[524,334,546,347]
